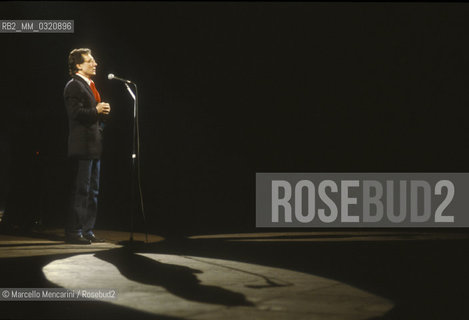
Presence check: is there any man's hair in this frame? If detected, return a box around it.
[68,48,91,76]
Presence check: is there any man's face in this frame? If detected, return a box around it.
[76,53,97,78]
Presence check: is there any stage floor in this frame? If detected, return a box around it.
[0,230,468,319]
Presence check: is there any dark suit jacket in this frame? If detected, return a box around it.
[64,75,104,159]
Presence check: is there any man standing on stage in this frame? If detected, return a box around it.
[64,48,110,244]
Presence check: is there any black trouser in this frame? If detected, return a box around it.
[66,159,100,236]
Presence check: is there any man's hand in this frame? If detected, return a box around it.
[96,102,111,115]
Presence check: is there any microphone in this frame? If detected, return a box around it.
[108,73,133,84]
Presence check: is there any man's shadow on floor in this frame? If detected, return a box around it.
[94,247,255,307]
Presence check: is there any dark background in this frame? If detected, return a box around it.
[1,2,469,236]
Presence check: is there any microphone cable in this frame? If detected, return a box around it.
[133,83,149,243]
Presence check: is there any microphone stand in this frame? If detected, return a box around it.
[117,81,147,247]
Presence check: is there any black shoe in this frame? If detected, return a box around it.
[83,233,106,243]
[66,234,91,245]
